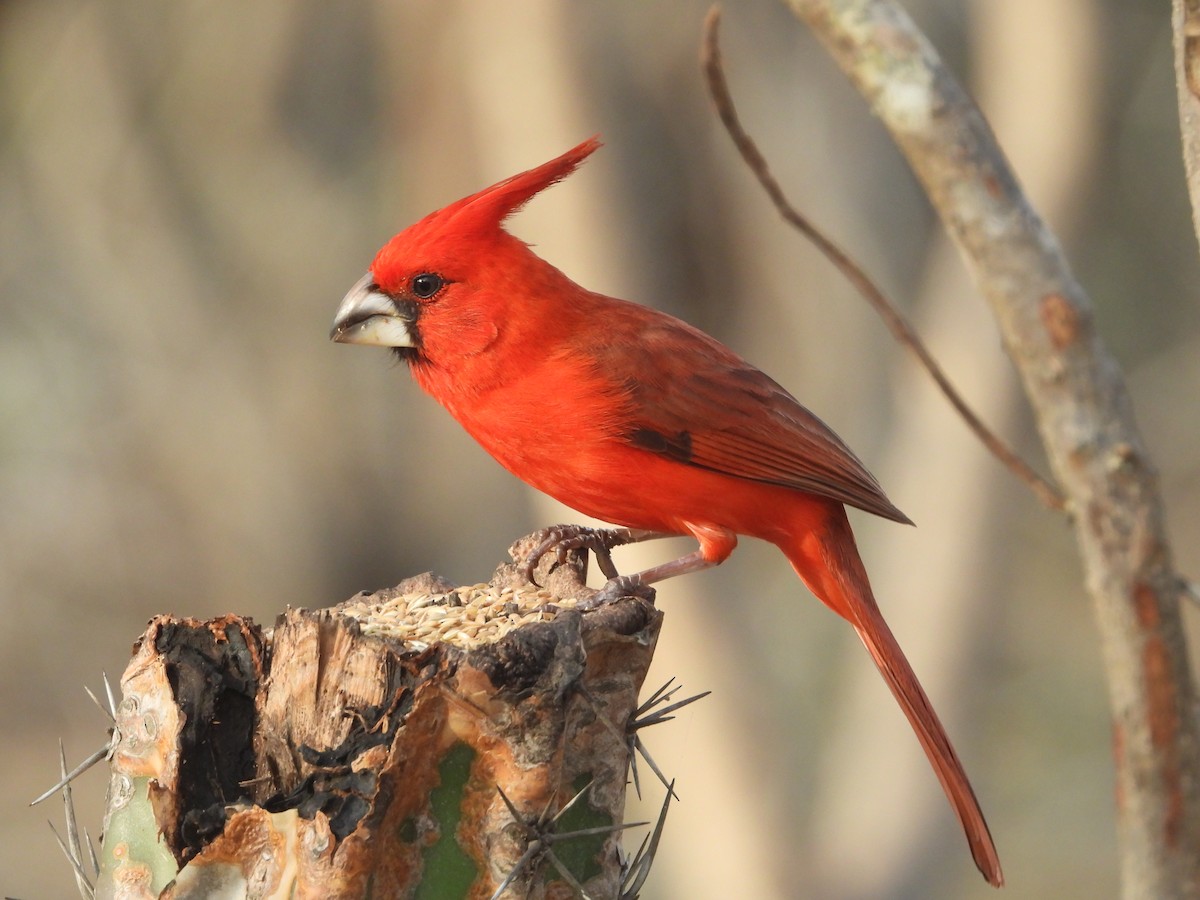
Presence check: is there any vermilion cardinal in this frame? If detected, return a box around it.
[330,139,1002,886]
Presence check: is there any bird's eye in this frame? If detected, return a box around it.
[411,273,444,299]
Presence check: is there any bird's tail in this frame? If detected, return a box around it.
[781,503,1003,888]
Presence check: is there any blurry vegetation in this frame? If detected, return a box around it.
[2,1,1198,898]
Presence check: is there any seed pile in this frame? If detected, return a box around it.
[340,582,584,651]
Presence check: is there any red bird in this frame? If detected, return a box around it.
[330,139,1002,887]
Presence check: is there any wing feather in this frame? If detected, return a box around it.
[607,315,911,524]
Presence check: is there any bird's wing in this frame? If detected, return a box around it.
[606,316,912,524]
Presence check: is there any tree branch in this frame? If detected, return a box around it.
[1173,0,1200,254]
[701,8,1065,514]
[769,1,1200,896]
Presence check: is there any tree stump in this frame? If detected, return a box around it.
[96,544,663,900]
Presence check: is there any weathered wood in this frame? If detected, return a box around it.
[96,548,662,900]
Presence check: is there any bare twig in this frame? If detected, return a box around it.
[701,7,1066,513]
[775,1,1200,895]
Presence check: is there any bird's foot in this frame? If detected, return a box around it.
[522,524,640,585]
[577,575,657,611]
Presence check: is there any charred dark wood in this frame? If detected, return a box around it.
[97,547,662,899]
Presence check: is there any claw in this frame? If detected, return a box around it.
[577,575,656,611]
[522,525,577,586]
[592,545,620,580]
[521,525,640,587]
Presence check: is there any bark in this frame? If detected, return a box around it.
[808,0,1100,890]
[783,2,1200,896]
[1174,0,1200,254]
[95,548,661,900]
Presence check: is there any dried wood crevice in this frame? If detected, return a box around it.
[96,546,664,900]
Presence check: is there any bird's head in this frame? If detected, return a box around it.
[330,137,601,367]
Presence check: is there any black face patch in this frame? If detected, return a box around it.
[390,297,422,359]
[627,426,693,463]
[394,297,420,324]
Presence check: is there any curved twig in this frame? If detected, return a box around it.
[701,7,1066,514]
[773,1,1200,896]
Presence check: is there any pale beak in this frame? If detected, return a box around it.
[329,273,416,347]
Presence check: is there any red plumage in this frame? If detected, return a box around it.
[331,139,1003,887]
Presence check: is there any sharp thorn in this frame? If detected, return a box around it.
[488,843,539,900]
[547,821,650,843]
[31,744,110,806]
[83,827,100,877]
[635,679,679,718]
[631,689,709,732]
[548,778,595,827]
[82,685,114,723]
[58,741,87,887]
[495,785,536,839]
[621,781,674,898]
[48,822,94,899]
[652,690,711,719]
[545,848,591,897]
[633,736,678,799]
[102,672,118,718]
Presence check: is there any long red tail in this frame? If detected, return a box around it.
[782,503,1003,887]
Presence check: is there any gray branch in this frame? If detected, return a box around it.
[784,1,1200,896]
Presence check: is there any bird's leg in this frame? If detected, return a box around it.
[522,525,673,585]
[579,522,737,609]
[579,550,718,610]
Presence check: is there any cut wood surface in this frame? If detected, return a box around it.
[97,546,662,900]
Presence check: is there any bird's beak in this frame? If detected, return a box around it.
[330,273,416,347]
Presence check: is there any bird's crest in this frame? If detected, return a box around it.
[374,138,602,282]
[442,137,601,234]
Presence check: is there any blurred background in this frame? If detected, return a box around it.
[2,0,1197,897]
